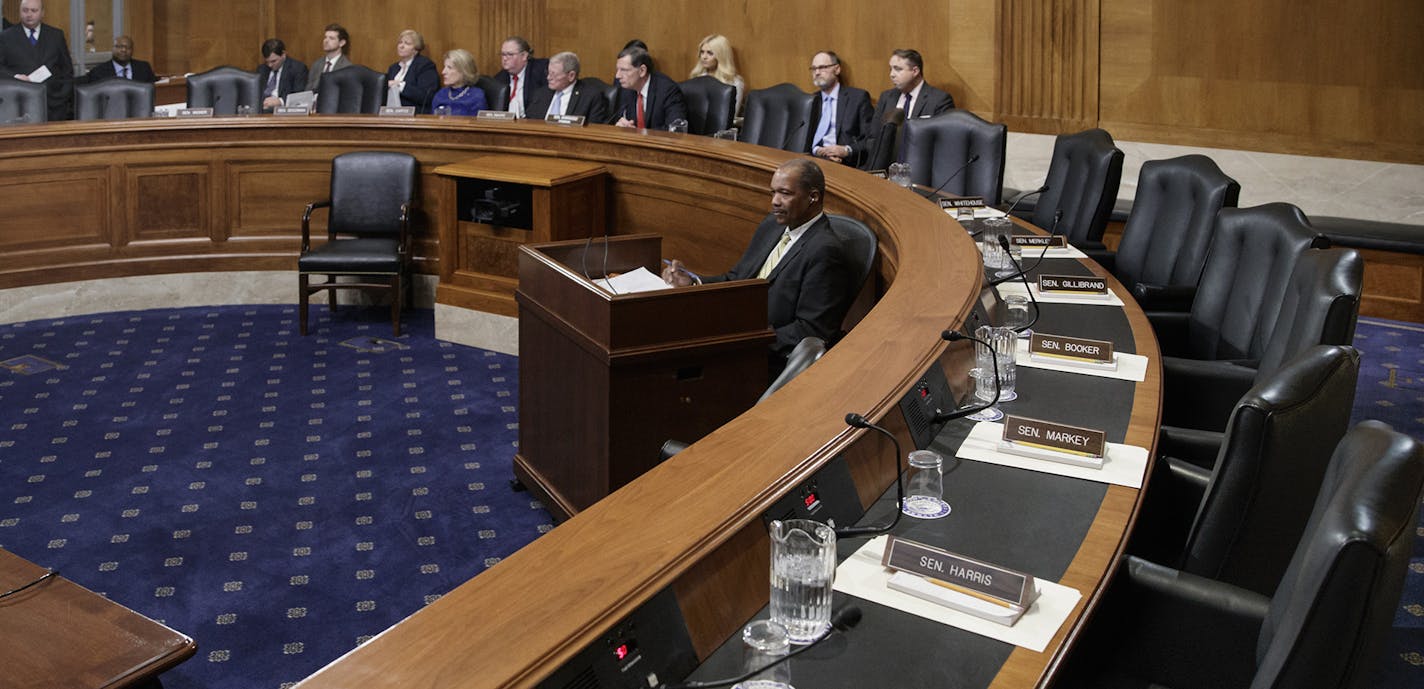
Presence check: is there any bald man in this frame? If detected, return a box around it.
[0,0,74,119]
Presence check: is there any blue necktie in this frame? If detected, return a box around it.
[812,95,835,148]
[550,89,563,117]
[27,29,37,46]
[124,65,131,80]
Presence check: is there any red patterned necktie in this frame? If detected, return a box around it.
[636,92,645,128]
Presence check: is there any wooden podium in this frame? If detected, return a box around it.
[514,235,776,519]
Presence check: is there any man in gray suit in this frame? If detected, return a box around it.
[525,51,607,123]
[306,23,351,92]
[0,0,73,120]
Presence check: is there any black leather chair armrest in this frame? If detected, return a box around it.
[1146,311,1191,356]
[659,439,690,462]
[1161,356,1258,432]
[1082,247,1115,272]
[1158,426,1224,469]
[1133,283,1196,313]
[301,200,332,250]
[1129,455,1214,565]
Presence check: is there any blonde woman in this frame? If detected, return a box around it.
[688,34,745,116]
[431,49,488,116]
[384,29,439,113]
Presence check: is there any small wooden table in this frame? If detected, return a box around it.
[0,548,196,688]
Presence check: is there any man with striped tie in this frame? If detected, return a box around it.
[85,35,157,84]
[661,158,855,375]
[0,0,74,120]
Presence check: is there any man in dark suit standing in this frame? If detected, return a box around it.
[806,51,874,167]
[661,159,854,373]
[494,36,547,118]
[860,48,954,165]
[0,0,74,120]
[613,46,687,130]
[85,35,156,83]
[257,38,308,112]
[526,51,606,123]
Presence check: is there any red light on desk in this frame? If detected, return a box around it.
[614,644,629,660]
[612,638,638,663]
[803,493,818,508]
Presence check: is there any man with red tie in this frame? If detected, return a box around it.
[0,0,74,120]
[613,46,687,130]
[493,36,547,118]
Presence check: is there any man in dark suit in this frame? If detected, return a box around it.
[526,51,607,123]
[860,48,955,166]
[661,159,854,372]
[0,0,74,120]
[613,45,687,130]
[257,37,308,112]
[85,35,157,84]
[806,51,874,166]
[494,36,547,117]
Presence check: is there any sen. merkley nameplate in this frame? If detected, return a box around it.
[1000,415,1107,469]
[1029,332,1117,371]
[274,106,310,116]
[544,114,587,126]
[477,110,517,121]
[1011,235,1066,248]
[1037,274,1109,299]
[379,106,416,117]
[177,107,213,118]
[880,535,1038,626]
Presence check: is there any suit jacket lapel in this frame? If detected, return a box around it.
[766,217,824,281]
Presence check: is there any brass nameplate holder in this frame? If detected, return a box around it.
[379,106,416,117]
[177,107,213,118]
[1029,333,1116,370]
[477,110,517,121]
[880,536,1038,626]
[544,114,587,126]
[1012,235,1066,248]
[274,106,310,116]
[1037,274,1109,299]
[1000,414,1107,469]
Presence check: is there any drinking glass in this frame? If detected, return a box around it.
[1002,294,1032,336]
[668,118,689,133]
[996,242,1022,278]
[768,519,835,644]
[732,620,794,689]
[901,450,950,519]
[965,367,1003,422]
[888,162,913,187]
[713,127,739,140]
[236,104,254,116]
[434,104,452,117]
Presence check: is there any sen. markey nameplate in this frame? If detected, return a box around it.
[880,536,1038,626]
[1000,414,1107,469]
[1029,332,1116,370]
[1037,274,1108,296]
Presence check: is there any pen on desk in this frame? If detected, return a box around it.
[661,259,701,283]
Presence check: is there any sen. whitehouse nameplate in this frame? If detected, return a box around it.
[477,110,517,121]
[939,196,985,211]
[379,106,416,117]
[1029,333,1117,371]
[1037,274,1108,297]
[880,535,1038,626]
[1011,235,1066,248]
[274,106,310,116]
[177,107,213,118]
[544,114,587,126]
[1000,415,1106,469]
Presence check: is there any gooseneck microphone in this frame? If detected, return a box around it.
[930,329,1002,423]
[834,413,904,540]
[781,119,807,151]
[1002,184,1049,218]
[660,607,864,689]
[994,234,1042,334]
[928,154,980,198]
[863,109,904,172]
[988,208,1062,288]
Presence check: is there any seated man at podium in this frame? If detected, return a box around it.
[661,158,854,374]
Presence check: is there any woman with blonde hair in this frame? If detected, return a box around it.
[688,33,745,116]
[385,29,439,113]
[430,49,488,117]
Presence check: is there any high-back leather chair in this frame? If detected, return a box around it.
[579,77,619,124]
[677,76,735,135]
[741,83,815,152]
[902,110,1008,205]
[298,152,419,336]
[1057,420,1424,689]
[476,75,510,111]
[316,65,385,114]
[0,79,47,123]
[1257,248,1362,376]
[75,79,155,120]
[186,66,261,115]
[859,109,905,172]
[1111,155,1240,310]
[828,214,878,303]
[1030,128,1123,249]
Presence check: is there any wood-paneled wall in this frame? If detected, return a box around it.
[113,0,1424,164]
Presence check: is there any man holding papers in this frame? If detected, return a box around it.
[0,0,73,120]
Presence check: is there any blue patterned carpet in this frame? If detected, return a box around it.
[0,306,552,689]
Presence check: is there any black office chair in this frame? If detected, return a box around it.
[827,214,878,336]
[186,66,261,115]
[1027,128,1123,249]
[0,79,47,123]
[1056,420,1424,689]
[902,110,1008,205]
[316,65,385,114]
[298,152,418,336]
[476,75,510,112]
[1100,155,1240,311]
[741,83,816,152]
[75,79,155,120]
[677,76,735,135]
[859,109,905,172]
[579,77,620,124]
[1131,345,1360,597]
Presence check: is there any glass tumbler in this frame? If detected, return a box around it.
[732,619,794,689]
[901,450,950,519]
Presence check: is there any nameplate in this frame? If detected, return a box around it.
[274,106,310,116]
[939,196,985,210]
[379,106,416,117]
[868,170,888,179]
[1012,235,1066,248]
[477,110,517,121]
[1029,333,1114,365]
[544,114,587,126]
[1002,415,1106,458]
[1038,274,1107,295]
[177,107,213,118]
[881,536,1034,608]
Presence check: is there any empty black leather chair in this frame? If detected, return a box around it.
[75,79,155,120]
[186,66,261,115]
[1102,155,1240,311]
[0,79,47,123]
[1056,420,1424,689]
[1132,345,1360,597]
[902,110,1008,205]
[579,77,619,124]
[677,75,735,135]
[1029,128,1123,249]
[741,83,815,152]
[476,75,510,112]
[316,65,385,114]
[298,152,418,336]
